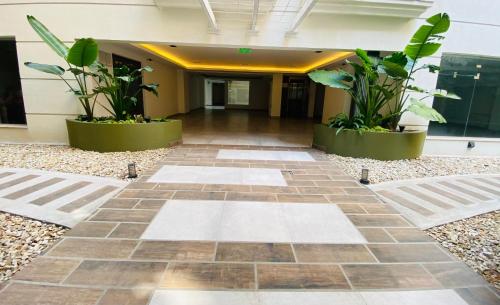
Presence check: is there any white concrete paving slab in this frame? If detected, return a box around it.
[0,168,127,228]
[148,289,469,305]
[148,165,287,186]
[216,149,315,161]
[369,174,500,229]
[361,289,469,305]
[141,200,365,244]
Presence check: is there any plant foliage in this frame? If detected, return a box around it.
[308,13,460,133]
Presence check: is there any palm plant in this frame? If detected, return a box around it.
[93,63,159,121]
[309,13,460,132]
[24,16,99,121]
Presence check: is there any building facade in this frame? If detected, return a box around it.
[0,0,499,155]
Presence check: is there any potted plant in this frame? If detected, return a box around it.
[309,13,460,160]
[24,16,182,152]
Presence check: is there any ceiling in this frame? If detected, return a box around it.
[136,43,352,73]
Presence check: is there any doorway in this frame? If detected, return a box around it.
[212,82,225,107]
[280,76,309,118]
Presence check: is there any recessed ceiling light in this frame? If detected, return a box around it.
[169,45,177,48]
[315,50,323,53]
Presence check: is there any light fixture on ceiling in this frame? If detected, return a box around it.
[169,45,177,48]
[315,50,323,53]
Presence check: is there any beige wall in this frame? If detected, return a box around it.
[322,87,351,124]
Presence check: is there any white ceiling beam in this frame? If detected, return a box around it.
[288,0,318,33]
[198,0,218,31]
[250,0,259,31]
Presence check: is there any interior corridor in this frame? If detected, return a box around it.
[173,109,316,147]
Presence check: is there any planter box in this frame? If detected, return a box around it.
[313,124,426,160]
[66,119,182,152]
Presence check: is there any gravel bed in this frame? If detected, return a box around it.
[0,212,67,282]
[328,153,500,289]
[328,154,500,184]
[0,143,173,283]
[0,144,172,180]
[427,211,499,289]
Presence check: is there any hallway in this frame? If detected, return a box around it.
[173,109,315,147]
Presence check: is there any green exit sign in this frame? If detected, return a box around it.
[239,48,252,54]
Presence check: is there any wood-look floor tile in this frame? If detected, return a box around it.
[134,199,166,210]
[361,204,398,214]
[101,198,139,209]
[64,260,167,287]
[216,242,294,262]
[347,215,411,227]
[90,209,157,223]
[358,228,394,243]
[337,204,366,214]
[343,264,441,289]
[108,223,148,239]
[250,186,298,193]
[98,289,152,305]
[173,191,226,200]
[257,264,350,289]
[126,182,157,190]
[296,186,345,195]
[386,228,434,242]
[343,188,373,195]
[424,262,487,287]
[132,241,215,261]
[226,192,277,202]
[368,244,452,263]
[314,180,361,187]
[155,183,204,191]
[203,184,251,192]
[277,194,329,203]
[0,283,102,305]
[161,263,255,289]
[118,190,174,199]
[13,258,80,283]
[328,195,381,204]
[293,244,376,263]
[48,238,138,259]
[66,222,117,238]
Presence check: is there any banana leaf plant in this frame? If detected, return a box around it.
[93,63,159,121]
[24,15,99,121]
[309,13,460,132]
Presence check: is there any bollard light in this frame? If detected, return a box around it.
[360,167,370,185]
[128,162,137,178]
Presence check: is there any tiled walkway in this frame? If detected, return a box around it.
[0,168,126,227]
[369,174,500,228]
[0,145,497,305]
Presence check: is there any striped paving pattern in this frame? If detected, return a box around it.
[369,174,500,229]
[0,168,127,227]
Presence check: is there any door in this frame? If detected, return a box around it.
[212,82,225,106]
[281,76,309,118]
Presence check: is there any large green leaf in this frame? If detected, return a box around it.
[27,15,69,58]
[308,70,353,90]
[407,98,446,123]
[381,61,408,78]
[404,13,450,60]
[431,89,461,99]
[24,62,65,75]
[67,38,98,67]
[140,83,159,96]
[355,48,372,66]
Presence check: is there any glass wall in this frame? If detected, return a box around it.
[0,38,26,124]
[429,54,500,138]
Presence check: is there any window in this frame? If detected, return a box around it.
[0,38,26,124]
[228,80,250,106]
[429,54,500,138]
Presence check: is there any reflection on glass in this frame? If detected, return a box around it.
[0,39,26,125]
[429,54,500,138]
[228,80,250,106]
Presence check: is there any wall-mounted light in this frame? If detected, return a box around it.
[467,141,475,149]
[360,168,370,185]
[128,162,138,178]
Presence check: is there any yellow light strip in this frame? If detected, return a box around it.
[136,43,353,74]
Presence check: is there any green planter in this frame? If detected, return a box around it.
[313,124,426,160]
[66,119,182,152]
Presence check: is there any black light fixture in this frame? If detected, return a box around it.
[128,162,138,178]
[169,45,177,48]
[360,168,370,185]
[315,50,323,53]
[467,141,475,149]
